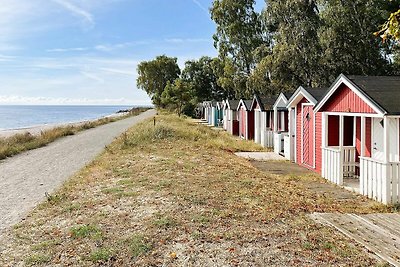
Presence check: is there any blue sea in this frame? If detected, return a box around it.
[0,105,138,130]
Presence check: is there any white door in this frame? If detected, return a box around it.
[372,118,384,161]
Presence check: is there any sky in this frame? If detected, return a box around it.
[0,0,264,105]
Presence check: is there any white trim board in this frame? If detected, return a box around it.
[314,74,385,115]
[287,86,318,108]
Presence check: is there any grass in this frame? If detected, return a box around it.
[0,113,392,266]
[70,224,102,240]
[0,107,149,160]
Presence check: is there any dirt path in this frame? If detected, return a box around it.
[0,109,156,237]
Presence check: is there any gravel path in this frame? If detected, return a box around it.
[0,109,156,237]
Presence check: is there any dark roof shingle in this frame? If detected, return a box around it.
[347,76,400,115]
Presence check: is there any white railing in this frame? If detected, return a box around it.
[322,147,342,185]
[360,158,400,204]
[389,162,400,204]
[342,147,357,178]
[261,129,274,148]
[322,146,357,185]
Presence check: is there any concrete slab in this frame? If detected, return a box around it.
[235,152,287,161]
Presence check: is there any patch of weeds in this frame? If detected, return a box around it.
[113,168,132,178]
[117,179,135,187]
[302,242,314,250]
[323,242,334,250]
[45,192,66,205]
[102,187,124,195]
[191,214,210,225]
[70,224,102,240]
[138,177,150,186]
[191,230,204,240]
[240,179,254,188]
[153,215,177,229]
[156,180,173,190]
[31,240,61,251]
[63,203,81,213]
[25,253,51,266]
[391,203,400,212]
[287,174,301,182]
[127,234,152,258]
[89,248,114,262]
[153,125,175,140]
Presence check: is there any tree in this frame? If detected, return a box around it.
[318,0,394,80]
[261,0,324,91]
[181,56,227,102]
[161,79,193,117]
[137,55,180,107]
[375,1,400,42]
[211,0,267,97]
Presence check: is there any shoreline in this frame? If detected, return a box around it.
[0,111,130,138]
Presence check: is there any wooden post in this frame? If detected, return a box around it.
[360,116,366,195]
[383,116,390,204]
[321,113,327,178]
[273,108,278,133]
[339,115,344,185]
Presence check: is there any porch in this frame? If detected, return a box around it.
[321,114,400,204]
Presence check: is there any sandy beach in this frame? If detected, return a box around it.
[0,111,130,138]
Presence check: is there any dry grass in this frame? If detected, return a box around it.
[0,113,391,266]
[0,108,148,160]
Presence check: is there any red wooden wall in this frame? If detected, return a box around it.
[247,111,255,140]
[320,84,375,113]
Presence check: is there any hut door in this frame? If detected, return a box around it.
[302,105,314,167]
[372,118,384,162]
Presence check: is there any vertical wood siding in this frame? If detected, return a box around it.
[296,98,309,165]
[302,105,314,167]
[321,84,376,113]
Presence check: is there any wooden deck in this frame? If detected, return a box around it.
[310,213,400,266]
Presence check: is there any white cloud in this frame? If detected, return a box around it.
[52,0,95,28]
[0,95,149,105]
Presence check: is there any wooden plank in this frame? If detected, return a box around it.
[310,213,400,267]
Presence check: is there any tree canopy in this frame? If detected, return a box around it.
[137,0,400,116]
[136,55,180,108]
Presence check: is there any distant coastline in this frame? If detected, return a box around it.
[0,105,153,132]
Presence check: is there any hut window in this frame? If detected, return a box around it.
[306,113,311,121]
[379,119,384,128]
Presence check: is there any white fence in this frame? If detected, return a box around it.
[360,158,400,204]
[322,146,357,186]
[322,147,343,185]
[261,130,274,148]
